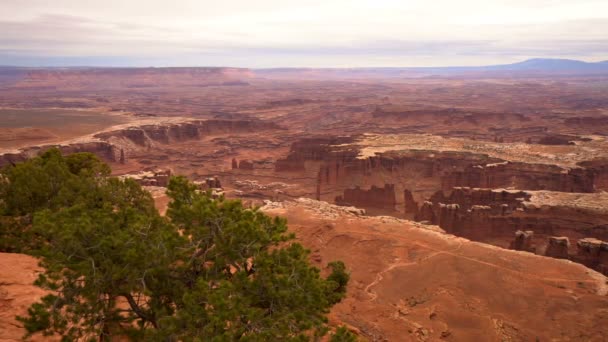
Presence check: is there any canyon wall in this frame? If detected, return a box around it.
[575,238,608,274]
[335,184,396,209]
[96,119,281,149]
[416,187,608,274]
[275,138,602,216]
[443,161,595,193]
[0,119,281,167]
[417,187,608,243]
[0,141,119,167]
[274,138,608,274]
[577,159,608,192]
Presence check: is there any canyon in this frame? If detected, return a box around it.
[1,66,608,340]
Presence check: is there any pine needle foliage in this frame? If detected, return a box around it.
[0,149,355,341]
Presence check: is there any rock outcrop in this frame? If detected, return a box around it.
[201,176,222,189]
[545,236,570,259]
[575,238,608,274]
[403,189,419,216]
[416,187,608,273]
[120,169,172,187]
[335,184,396,210]
[96,119,282,150]
[443,161,595,193]
[416,201,436,223]
[414,188,530,240]
[272,137,608,274]
[509,230,536,253]
[260,198,608,341]
[577,159,608,192]
[0,141,120,167]
[275,138,602,217]
[274,137,356,173]
[0,119,282,167]
[193,176,224,198]
[238,160,254,170]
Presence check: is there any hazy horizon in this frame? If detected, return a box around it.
[1,57,607,70]
[1,0,607,68]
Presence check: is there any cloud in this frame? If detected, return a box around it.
[0,0,606,66]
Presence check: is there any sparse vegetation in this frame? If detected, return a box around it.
[0,149,354,341]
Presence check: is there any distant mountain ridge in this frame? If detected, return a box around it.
[482,58,608,71]
[255,58,608,79]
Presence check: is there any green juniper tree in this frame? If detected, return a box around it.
[0,149,355,341]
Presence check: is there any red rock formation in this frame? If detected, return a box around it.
[444,161,595,193]
[545,236,570,259]
[575,238,608,274]
[262,199,608,341]
[437,203,461,230]
[122,169,171,187]
[372,106,529,126]
[0,119,282,168]
[0,141,120,167]
[564,116,608,134]
[415,187,608,262]
[432,187,530,212]
[335,184,396,210]
[403,189,418,215]
[154,170,171,187]
[275,137,356,173]
[509,230,536,253]
[273,138,608,272]
[238,160,254,170]
[231,158,238,169]
[96,119,281,148]
[275,138,600,218]
[195,176,222,190]
[536,134,576,145]
[205,176,222,189]
[416,201,436,223]
[415,193,608,275]
[60,142,120,162]
[419,188,528,240]
[578,159,608,192]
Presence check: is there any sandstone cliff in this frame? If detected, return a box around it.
[260,199,608,341]
[0,119,282,167]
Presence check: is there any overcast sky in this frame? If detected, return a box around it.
[0,0,607,67]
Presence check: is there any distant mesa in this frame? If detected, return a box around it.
[482,58,608,72]
[2,67,253,89]
[2,58,608,86]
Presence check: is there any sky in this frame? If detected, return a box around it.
[0,0,607,68]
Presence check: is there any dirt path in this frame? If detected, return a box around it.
[365,242,464,301]
[362,234,607,299]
